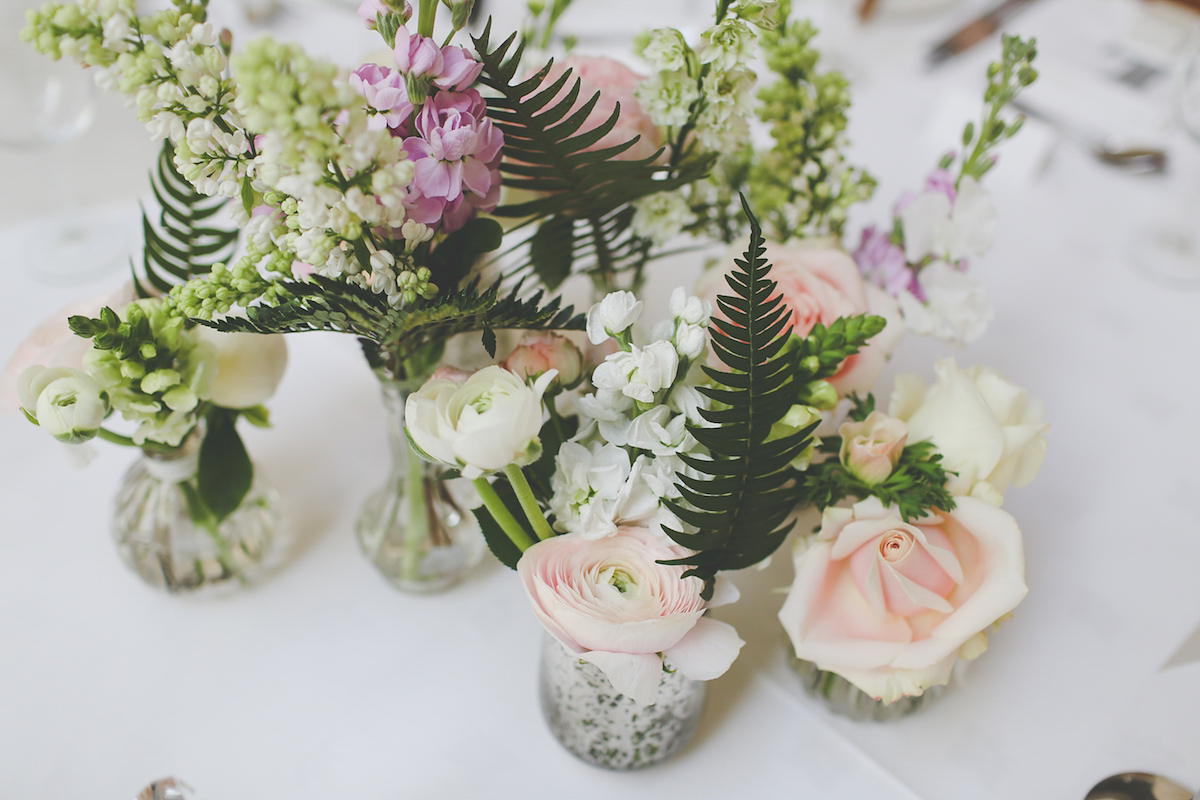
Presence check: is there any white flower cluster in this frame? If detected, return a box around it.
[631,190,694,245]
[554,290,715,541]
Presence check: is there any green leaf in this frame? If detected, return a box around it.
[240,405,271,428]
[529,215,575,289]
[482,326,497,358]
[474,481,525,570]
[197,408,253,523]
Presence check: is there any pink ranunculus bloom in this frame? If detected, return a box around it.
[503,331,583,388]
[394,26,444,78]
[853,225,921,301]
[350,64,415,133]
[402,89,503,233]
[779,496,1027,703]
[838,411,908,485]
[531,55,664,164]
[1,282,136,414]
[700,240,905,397]
[518,526,744,706]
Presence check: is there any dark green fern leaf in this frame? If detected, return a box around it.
[134,140,238,299]
[659,196,812,599]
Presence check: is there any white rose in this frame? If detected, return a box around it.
[405,365,555,480]
[194,330,288,409]
[586,291,643,345]
[18,365,108,444]
[890,358,1048,501]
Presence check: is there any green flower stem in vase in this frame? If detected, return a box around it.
[539,635,706,770]
[112,424,282,595]
[355,376,485,592]
[790,656,949,721]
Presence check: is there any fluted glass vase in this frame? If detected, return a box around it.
[112,427,282,595]
[790,656,948,721]
[355,377,484,593]
[538,635,705,770]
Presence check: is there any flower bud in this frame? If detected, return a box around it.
[838,411,908,485]
[586,291,643,346]
[503,332,584,390]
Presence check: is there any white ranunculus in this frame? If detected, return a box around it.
[405,365,555,479]
[586,291,643,345]
[890,358,1048,501]
[18,365,108,444]
[591,342,678,405]
[899,261,994,346]
[195,330,288,409]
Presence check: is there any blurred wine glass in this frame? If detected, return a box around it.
[0,0,133,284]
[1127,38,1200,290]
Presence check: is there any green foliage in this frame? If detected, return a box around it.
[958,34,1038,182]
[201,274,583,380]
[134,140,238,298]
[474,481,525,569]
[197,406,253,522]
[797,440,957,523]
[472,22,713,289]
[659,198,812,599]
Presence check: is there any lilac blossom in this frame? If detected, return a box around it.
[853,226,921,300]
[402,89,503,232]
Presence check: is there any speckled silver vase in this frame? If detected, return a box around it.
[538,635,705,770]
[791,656,948,721]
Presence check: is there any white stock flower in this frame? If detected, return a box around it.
[669,287,711,326]
[18,366,108,444]
[405,365,554,480]
[549,443,670,538]
[591,341,679,405]
[901,176,996,264]
[889,358,1048,502]
[636,70,701,128]
[642,28,690,72]
[700,18,755,72]
[625,405,692,456]
[586,291,643,345]
[631,190,694,245]
[674,323,707,360]
[899,261,994,346]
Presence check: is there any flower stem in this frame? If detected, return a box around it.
[418,0,437,38]
[504,463,555,541]
[472,477,535,551]
[403,437,429,584]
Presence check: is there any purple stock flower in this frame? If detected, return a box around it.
[358,0,411,28]
[853,226,922,301]
[394,27,444,78]
[350,64,415,133]
[402,89,503,232]
[436,46,483,91]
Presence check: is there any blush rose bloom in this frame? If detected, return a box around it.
[889,358,1048,503]
[839,411,907,485]
[699,240,904,396]
[518,526,744,706]
[405,365,555,479]
[533,56,665,164]
[779,496,1027,703]
[502,331,583,388]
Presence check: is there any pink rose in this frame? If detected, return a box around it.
[1,282,136,414]
[700,240,904,397]
[778,496,1027,703]
[502,331,583,388]
[531,56,664,164]
[838,411,907,485]
[517,526,744,705]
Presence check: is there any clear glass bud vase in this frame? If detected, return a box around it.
[790,656,948,721]
[112,427,282,595]
[354,377,484,593]
[538,635,706,770]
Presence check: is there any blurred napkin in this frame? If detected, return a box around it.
[1162,619,1200,669]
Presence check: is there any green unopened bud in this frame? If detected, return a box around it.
[806,379,837,410]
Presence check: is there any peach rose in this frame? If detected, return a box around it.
[518,526,744,705]
[533,56,664,164]
[699,240,904,396]
[778,496,1027,703]
[838,411,907,485]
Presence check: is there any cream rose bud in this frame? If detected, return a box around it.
[405,365,555,479]
[779,496,1027,704]
[890,358,1048,500]
[502,332,583,388]
[518,527,745,706]
[195,330,288,409]
[586,291,643,345]
[18,365,108,444]
[838,411,908,485]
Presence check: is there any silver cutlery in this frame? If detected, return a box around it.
[1085,772,1195,800]
[1011,98,1169,173]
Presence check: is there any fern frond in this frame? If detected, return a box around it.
[134,140,238,298]
[659,196,811,599]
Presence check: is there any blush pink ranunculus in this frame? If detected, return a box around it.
[700,240,904,397]
[531,56,664,164]
[502,331,583,388]
[1,282,136,414]
[778,496,1027,703]
[518,526,744,706]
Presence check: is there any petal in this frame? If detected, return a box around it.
[665,617,744,681]
[578,650,664,706]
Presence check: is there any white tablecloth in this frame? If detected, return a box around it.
[2,0,1198,797]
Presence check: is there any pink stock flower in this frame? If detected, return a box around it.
[357,0,388,27]
[350,64,414,133]
[436,46,483,91]
[403,89,503,232]
[394,27,444,78]
[532,55,664,164]
[517,526,744,706]
[853,226,921,301]
[779,496,1027,703]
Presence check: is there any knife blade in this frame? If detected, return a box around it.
[926,0,1039,67]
